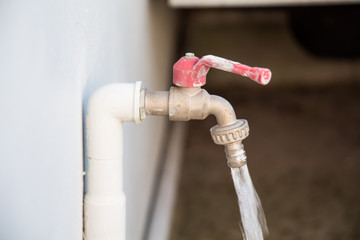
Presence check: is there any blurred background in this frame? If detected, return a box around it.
[0,1,359,240]
[170,5,360,240]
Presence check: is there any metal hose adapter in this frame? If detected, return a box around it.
[210,119,249,168]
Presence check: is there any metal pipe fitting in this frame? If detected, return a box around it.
[225,142,246,168]
[210,119,249,168]
[143,86,249,168]
[208,95,237,126]
[169,87,210,121]
[144,87,238,125]
[144,90,169,116]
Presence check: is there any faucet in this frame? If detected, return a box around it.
[142,53,271,168]
[84,53,271,240]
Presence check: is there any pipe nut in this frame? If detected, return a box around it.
[210,119,249,145]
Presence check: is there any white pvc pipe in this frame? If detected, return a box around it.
[84,82,142,240]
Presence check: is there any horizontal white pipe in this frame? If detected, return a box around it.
[85,82,141,240]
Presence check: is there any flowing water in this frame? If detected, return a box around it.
[231,165,268,240]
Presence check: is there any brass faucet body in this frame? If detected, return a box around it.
[142,86,249,168]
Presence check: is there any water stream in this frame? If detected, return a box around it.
[231,165,268,240]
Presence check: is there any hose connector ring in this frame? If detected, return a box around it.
[210,119,249,145]
[210,119,249,168]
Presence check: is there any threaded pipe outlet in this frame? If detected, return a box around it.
[225,142,247,168]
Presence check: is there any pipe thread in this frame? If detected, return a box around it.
[225,142,247,168]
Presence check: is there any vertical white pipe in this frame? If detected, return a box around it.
[85,82,141,240]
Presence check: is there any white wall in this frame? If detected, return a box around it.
[0,0,176,239]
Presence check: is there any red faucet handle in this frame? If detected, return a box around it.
[173,53,272,88]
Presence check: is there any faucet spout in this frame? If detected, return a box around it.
[208,95,237,126]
